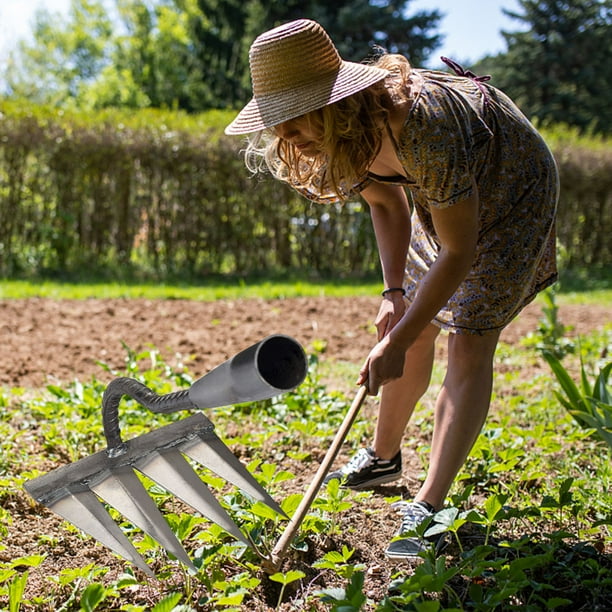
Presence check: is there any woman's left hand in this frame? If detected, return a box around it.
[357,335,406,395]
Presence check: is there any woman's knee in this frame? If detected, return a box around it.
[447,330,500,368]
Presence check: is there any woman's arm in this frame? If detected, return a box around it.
[361,181,412,339]
[360,179,480,393]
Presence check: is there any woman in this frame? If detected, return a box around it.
[225,19,558,559]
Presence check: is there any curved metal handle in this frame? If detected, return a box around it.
[102,377,195,456]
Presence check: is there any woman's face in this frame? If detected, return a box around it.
[274,113,324,155]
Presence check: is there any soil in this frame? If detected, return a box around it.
[0,297,610,610]
[0,297,608,390]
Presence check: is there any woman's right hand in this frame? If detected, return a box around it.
[374,293,407,341]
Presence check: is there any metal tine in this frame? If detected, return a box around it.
[48,486,154,577]
[179,432,287,518]
[134,447,249,545]
[90,465,197,573]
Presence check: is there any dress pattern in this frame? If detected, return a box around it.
[291,64,559,334]
[377,67,559,334]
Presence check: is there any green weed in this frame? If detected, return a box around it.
[543,349,612,448]
[521,286,576,358]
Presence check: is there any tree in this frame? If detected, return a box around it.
[106,0,210,110]
[4,0,114,105]
[2,0,442,112]
[482,0,612,135]
[242,0,442,66]
[185,0,443,110]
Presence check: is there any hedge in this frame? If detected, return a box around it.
[0,102,610,279]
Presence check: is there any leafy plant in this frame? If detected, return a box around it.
[268,570,305,611]
[3,318,612,610]
[7,571,27,612]
[313,545,365,580]
[543,350,612,448]
[316,571,368,611]
[522,286,575,358]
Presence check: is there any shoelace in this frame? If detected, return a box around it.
[391,501,433,535]
[342,447,374,474]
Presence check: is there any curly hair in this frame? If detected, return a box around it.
[243,53,413,202]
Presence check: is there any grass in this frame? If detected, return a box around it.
[0,267,610,303]
[0,278,382,300]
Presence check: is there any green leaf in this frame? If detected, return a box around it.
[546,597,573,608]
[8,572,28,612]
[79,583,107,612]
[484,493,507,522]
[10,555,46,569]
[580,358,593,398]
[543,351,585,409]
[248,501,282,520]
[268,570,305,586]
[280,493,302,515]
[0,568,17,583]
[151,593,182,612]
[432,507,459,527]
[594,362,611,403]
[213,591,246,606]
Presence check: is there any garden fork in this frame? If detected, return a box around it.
[24,335,307,576]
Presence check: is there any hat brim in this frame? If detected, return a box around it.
[225,62,389,135]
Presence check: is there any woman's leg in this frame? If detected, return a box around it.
[415,329,501,509]
[372,323,441,460]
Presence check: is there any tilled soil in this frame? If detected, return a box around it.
[0,296,608,389]
[0,297,609,610]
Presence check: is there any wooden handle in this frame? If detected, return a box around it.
[265,384,368,572]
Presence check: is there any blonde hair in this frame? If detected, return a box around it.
[244,53,413,202]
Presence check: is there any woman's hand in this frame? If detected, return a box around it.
[357,334,407,395]
[374,293,407,340]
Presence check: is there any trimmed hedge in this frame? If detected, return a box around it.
[0,102,610,279]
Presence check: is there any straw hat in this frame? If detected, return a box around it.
[225,19,389,135]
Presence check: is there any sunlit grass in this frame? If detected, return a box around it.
[0,278,382,300]
[1,277,610,304]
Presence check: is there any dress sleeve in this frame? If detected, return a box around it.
[400,81,492,209]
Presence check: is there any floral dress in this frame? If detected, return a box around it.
[370,62,559,334]
[293,61,559,335]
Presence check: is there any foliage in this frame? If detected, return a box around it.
[521,285,576,358]
[525,280,612,449]
[2,0,442,112]
[481,0,612,136]
[3,0,611,138]
[0,102,381,279]
[543,349,612,448]
[0,308,611,610]
[0,104,611,280]
[549,128,612,267]
[3,0,115,107]
[242,0,443,67]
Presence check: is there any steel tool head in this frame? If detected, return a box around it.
[24,336,308,574]
[189,334,307,408]
[25,411,283,573]
[38,486,155,576]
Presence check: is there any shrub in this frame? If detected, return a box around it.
[0,102,610,279]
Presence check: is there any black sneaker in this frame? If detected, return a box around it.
[323,447,402,490]
[385,500,448,559]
